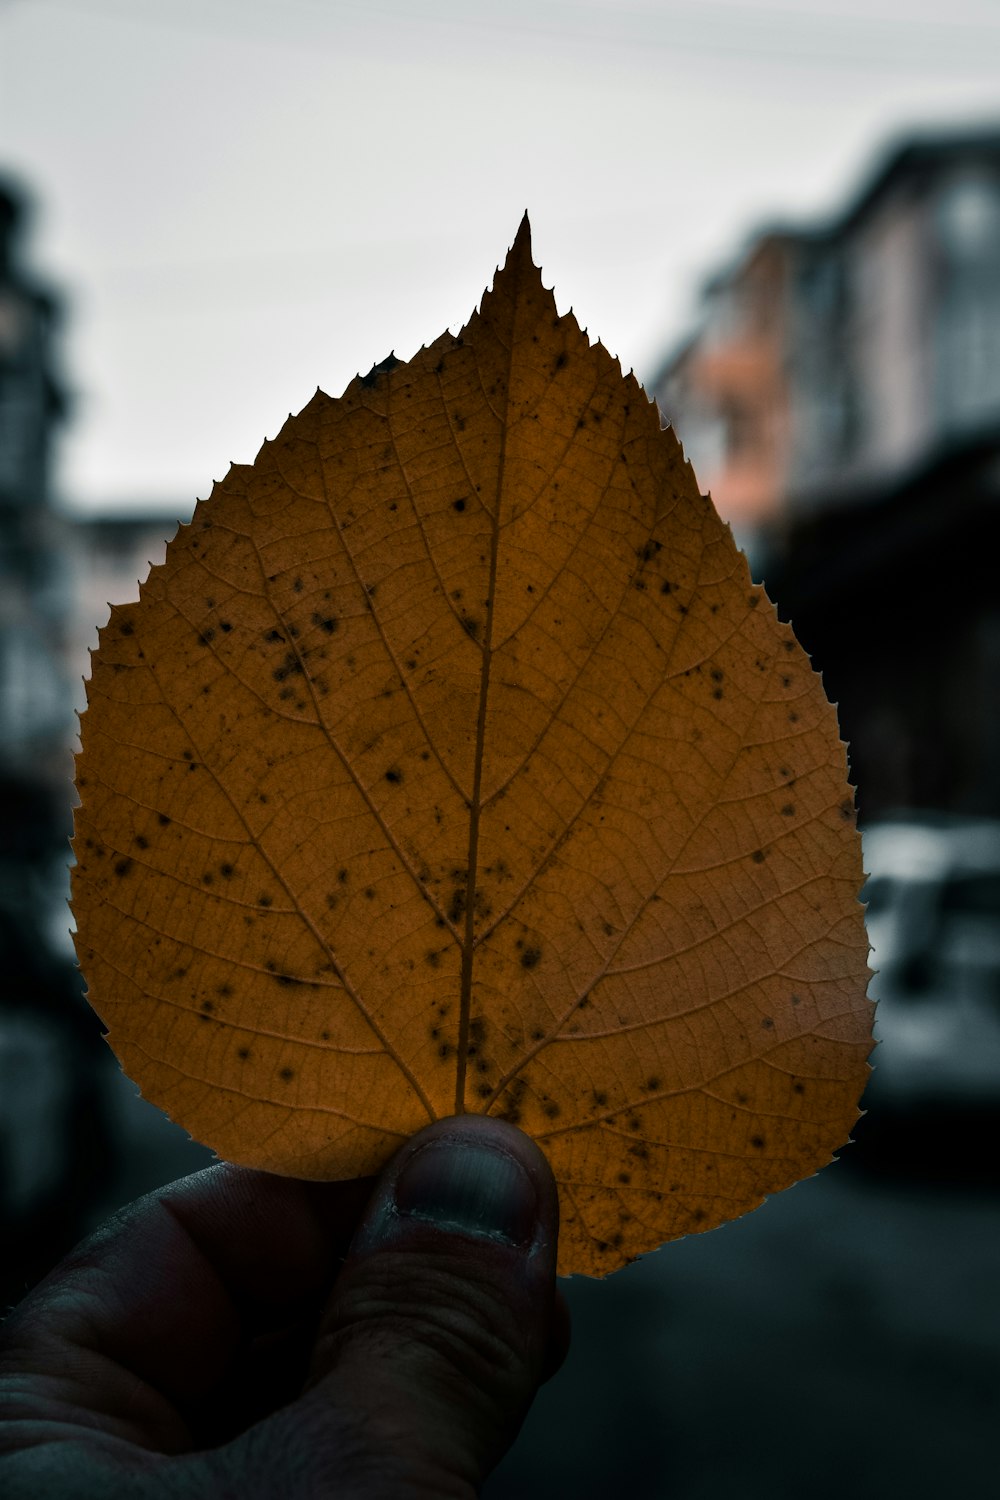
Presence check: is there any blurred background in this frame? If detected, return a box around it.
[2,1,999,1495]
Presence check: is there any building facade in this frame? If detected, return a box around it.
[653,129,1000,821]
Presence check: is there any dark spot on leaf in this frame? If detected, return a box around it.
[364,887,375,900]
[645,1077,661,1092]
[119,620,134,637]
[751,1135,766,1149]
[273,651,304,683]
[157,814,171,826]
[447,888,466,924]
[114,858,133,877]
[751,849,766,863]
[220,863,234,878]
[280,1067,295,1081]
[134,834,149,850]
[520,945,541,970]
[237,1047,250,1060]
[385,767,403,785]
[452,497,466,512]
[781,803,796,816]
[762,1016,775,1030]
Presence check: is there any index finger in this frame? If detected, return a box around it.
[0,1164,374,1452]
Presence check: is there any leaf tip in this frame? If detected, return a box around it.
[507,211,535,270]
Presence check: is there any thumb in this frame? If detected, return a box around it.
[293,1116,560,1497]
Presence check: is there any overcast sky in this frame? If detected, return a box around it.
[2,0,998,514]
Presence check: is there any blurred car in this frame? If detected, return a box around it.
[862,814,1000,1123]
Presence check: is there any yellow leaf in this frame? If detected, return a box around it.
[72,219,872,1276]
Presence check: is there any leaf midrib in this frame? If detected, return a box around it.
[454,288,519,1115]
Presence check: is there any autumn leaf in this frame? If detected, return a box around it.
[72,218,872,1276]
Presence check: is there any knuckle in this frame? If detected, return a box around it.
[321,1249,533,1407]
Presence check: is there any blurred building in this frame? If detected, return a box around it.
[0,176,100,1293]
[0,176,194,1297]
[0,181,73,827]
[654,128,1000,821]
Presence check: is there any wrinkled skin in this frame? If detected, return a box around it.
[0,1116,568,1498]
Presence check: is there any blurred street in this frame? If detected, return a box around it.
[489,1158,1000,1498]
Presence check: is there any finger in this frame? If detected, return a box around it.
[0,1165,373,1452]
[251,1116,562,1498]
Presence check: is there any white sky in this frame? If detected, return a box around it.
[2,0,998,514]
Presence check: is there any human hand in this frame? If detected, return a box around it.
[0,1115,566,1497]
